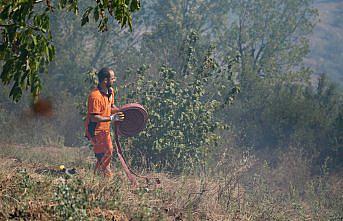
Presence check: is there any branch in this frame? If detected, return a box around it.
[90,32,110,69]
[101,30,143,67]
[0,23,47,33]
[253,38,265,67]
[0,23,15,27]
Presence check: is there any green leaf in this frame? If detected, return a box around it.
[31,35,37,46]
[81,7,93,26]
[130,0,141,12]
[93,6,99,22]
[9,82,22,102]
[48,45,55,62]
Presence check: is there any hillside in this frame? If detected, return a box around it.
[306,0,343,85]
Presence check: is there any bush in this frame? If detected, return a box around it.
[124,66,223,172]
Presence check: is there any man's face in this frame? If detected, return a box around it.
[106,70,116,88]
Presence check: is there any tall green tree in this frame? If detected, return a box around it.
[220,0,318,81]
[217,0,325,151]
[122,34,239,172]
[0,0,140,101]
[139,0,228,73]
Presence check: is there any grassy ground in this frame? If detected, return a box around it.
[0,144,342,220]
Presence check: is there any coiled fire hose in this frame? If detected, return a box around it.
[114,103,160,186]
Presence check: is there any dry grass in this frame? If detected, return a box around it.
[0,144,342,220]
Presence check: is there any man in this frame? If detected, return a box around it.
[85,67,124,177]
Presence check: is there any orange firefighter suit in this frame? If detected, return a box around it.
[85,86,117,177]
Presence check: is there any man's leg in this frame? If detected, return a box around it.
[101,151,113,177]
[92,131,114,177]
[95,152,113,177]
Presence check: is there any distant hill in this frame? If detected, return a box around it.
[305,0,343,86]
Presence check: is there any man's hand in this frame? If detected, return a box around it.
[110,112,125,122]
[111,105,120,114]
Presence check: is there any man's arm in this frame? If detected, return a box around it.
[90,112,125,122]
[111,105,120,114]
[90,114,111,122]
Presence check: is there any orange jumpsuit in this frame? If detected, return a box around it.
[85,87,115,177]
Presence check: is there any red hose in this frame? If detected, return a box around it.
[114,103,160,186]
[116,103,148,137]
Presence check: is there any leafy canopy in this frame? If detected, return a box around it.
[0,0,140,102]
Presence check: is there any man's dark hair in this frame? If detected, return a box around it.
[97,67,114,83]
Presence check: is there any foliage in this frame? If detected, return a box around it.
[52,179,90,220]
[226,71,342,168]
[221,0,318,78]
[0,0,140,101]
[126,66,221,171]
[138,0,319,84]
[0,0,340,175]
[139,0,228,71]
[122,33,240,172]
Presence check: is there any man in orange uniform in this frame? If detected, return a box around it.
[85,67,124,177]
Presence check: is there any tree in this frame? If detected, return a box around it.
[0,0,140,102]
[217,0,322,148]
[122,38,239,172]
[139,0,228,73]
[45,2,145,95]
[220,0,318,80]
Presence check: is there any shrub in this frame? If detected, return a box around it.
[121,33,240,172]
